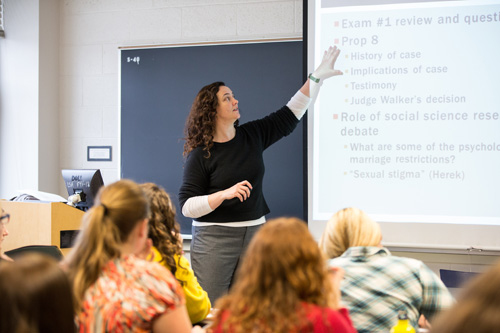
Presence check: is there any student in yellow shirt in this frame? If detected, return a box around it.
[140,182,211,324]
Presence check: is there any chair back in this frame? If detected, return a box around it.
[5,245,64,261]
[440,269,479,288]
[440,268,479,298]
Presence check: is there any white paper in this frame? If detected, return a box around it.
[15,189,67,202]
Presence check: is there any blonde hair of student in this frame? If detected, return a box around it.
[63,179,150,311]
[319,207,382,259]
[430,261,500,333]
[211,217,339,333]
[0,253,76,333]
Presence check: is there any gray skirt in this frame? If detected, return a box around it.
[190,223,263,305]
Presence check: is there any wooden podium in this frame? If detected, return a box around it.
[1,201,84,256]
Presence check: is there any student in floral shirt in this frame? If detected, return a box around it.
[63,179,203,333]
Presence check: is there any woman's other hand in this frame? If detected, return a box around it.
[223,181,252,202]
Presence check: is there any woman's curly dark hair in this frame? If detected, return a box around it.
[183,81,238,158]
[139,183,183,276]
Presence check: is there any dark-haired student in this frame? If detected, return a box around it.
[140,182,211,324]
[179,46,343,304]
[431,260,500,333]
[0,252,76,332]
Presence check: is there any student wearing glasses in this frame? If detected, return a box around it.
[0,203,12,262]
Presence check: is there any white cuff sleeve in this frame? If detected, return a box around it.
[286,90,311,120]
[181,195,214,218]
[309,79,323,106]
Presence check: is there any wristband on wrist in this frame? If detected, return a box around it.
[308,73,320,83]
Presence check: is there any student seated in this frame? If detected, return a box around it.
[319,207,453,333]
[62,179,203,333]
[0,203,13,262]
[430,260,500,333]
[0,252,75,332]
[210,217,357,333]
[140,182,211,324]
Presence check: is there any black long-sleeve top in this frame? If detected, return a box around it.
[178,106,299,223]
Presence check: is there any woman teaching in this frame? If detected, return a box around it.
[179,45,342,303]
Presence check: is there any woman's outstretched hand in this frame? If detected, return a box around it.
[312,46,343,81]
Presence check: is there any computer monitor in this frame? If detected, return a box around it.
[61,169,104,211]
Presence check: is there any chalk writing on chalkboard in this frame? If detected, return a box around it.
[126,56,140,65]
[120,40,304,235]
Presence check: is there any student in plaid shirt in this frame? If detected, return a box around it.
[319,207,454,333]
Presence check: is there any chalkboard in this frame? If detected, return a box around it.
[121,40,304,235]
